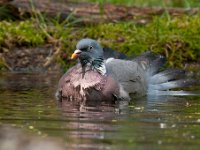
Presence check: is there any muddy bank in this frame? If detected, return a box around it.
[1,45,200,73]
[2,45,63,72]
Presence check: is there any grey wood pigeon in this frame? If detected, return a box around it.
[56,38,199,104]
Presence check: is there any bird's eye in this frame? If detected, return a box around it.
[89,46,93,50]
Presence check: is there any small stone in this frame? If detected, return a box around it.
[171,124,176,128]
[158,140,162,145]
[191,135,195,139]
[29,126,34,130]
[160,123,167,129]
[112,120,117,122]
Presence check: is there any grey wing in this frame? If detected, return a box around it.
[105,59,147,96]
[103,47,128,60]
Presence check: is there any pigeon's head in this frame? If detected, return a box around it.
[71,39,103,65]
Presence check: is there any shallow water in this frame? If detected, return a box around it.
[0,73,200,150]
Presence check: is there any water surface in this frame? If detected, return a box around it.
[0,73,200,150]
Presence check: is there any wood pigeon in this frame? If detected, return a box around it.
[56,38,199,105]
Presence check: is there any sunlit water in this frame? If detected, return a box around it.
[0,73,200,150]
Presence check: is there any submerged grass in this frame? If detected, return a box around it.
[0,12,199,70]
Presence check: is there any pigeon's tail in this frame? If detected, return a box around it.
[137,52,200,96]
[147,70,200,96]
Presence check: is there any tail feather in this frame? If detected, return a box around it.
[150,69,185,84]
[148,90,200,96]
[149,79,199,91]
[143,52,200,96]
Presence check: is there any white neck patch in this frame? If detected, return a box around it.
[95,63,106,75]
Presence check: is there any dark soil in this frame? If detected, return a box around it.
[3,45,61,72]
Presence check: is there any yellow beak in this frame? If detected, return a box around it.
[71,49,82,60]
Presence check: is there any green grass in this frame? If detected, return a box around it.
[0,12,200,70]
[0,20,46,46]
[63,13,200,68]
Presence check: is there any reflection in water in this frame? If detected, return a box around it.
[0,73,200,150]
[57,99,130,149]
